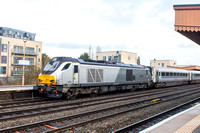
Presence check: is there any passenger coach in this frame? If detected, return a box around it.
[152,67,190,88]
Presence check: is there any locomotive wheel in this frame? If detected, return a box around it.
[90,92,98,97]
[66,91,77,99]
[90,89,98,97]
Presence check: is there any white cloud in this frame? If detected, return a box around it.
[0,0,200,66]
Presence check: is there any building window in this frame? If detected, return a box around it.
[114,56,118,62]
[1,44,7,52]
[103,56,106,61]
[26,47,35,54]
[14,46,23,54]
[38,58,40,62]
[162,63,164,67]
[38,48,40,52]
[0,67,6,74]
[108,56,112,61]
[1,56,7,64]
[158,63,160,65]
[25,58,34,65]
[13,67,22,75]
[128,56,130,60]
[14,57,23,65]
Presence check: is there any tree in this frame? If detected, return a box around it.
[25,65,41,85]
[42,53,51,68]
[78,52,91,60]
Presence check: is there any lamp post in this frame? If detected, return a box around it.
[22,33,28,86]
[116,51,119,63]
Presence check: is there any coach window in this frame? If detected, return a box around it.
[170,73,173,76]
[166,72,169,76]
[174,73,176,76]
[177,73,180,76]
[62,63,71,71]
[162,72,165,76]
[180,73,183,76]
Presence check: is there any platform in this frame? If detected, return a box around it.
[0,85,35,100]
[0,85,33,92]
[141,103,200,133]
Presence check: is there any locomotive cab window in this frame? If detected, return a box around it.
[62,63,71,71]
[74,65,78,73]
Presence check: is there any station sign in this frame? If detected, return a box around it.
[19,60,30,66]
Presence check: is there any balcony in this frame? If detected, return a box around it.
[12,49,37,56]
[12,62,34,66]
[13,70,22,75]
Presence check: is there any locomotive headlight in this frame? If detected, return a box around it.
[50,80,55,83]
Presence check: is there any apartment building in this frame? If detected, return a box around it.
[150,59,176,68]
[0,27,42,79]
[96,51,138,64]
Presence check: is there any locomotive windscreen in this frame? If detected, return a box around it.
[42,61,62,74]
[41,57,78,74]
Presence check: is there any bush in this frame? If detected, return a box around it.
[25,66,41,85]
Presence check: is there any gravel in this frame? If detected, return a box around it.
[0,84,200,131]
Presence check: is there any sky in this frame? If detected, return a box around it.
[0,0,200,66]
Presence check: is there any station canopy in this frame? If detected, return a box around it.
[174,4,200,45]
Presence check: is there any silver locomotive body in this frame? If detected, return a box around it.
[34,57,152,98]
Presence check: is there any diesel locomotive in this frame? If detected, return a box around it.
[33,57,200,98]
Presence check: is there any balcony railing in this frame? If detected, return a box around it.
[13,62,34,66]
[12,49,37,56]
[13,70,22,75]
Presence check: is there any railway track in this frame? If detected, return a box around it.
[0,85,197,122]
[0,97,48,106]
[113,97,200,133]
[0,84,196,110]
[0,84,196,111]
[0,85,200,133]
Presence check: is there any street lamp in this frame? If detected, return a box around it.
[22,33,28,86]
[116,51,119,63]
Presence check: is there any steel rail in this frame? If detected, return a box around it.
[0,97,48,106]
[0,86,197,122]
[0,88,200,133]
[45,89,200,133]
[0,84,196,109]
[113,97,200,133]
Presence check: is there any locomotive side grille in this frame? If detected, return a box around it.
[88,69,103,83]
[88,69,95,82]
[98,69,104,82]
[96,69,101,82]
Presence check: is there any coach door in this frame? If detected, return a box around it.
[73,65,79,84]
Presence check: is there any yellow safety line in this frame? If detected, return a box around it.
[174,114,200,133]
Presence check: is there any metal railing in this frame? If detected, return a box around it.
[12,49,37,56]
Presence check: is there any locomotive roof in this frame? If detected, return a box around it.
[51,57,147,69]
